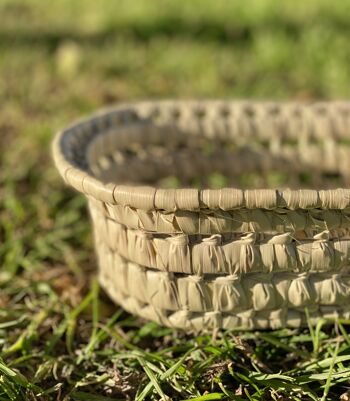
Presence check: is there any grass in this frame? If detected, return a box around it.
[1,0,350,399]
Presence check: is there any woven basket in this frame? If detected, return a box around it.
[53,100,350,330]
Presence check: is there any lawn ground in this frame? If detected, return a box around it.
[1,1,350,400]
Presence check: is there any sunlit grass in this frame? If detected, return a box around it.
[1,0,350,399]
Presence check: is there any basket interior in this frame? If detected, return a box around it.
[85,115,350,190]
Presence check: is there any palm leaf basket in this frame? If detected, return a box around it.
[53,100,350,330]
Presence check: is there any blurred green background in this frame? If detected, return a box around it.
[2,0,350,183]
[2,0,350,189]
[1,1,350,400]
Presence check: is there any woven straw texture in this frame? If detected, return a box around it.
[53,100,350,330]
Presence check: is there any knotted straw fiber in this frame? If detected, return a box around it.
[53,100,350,330]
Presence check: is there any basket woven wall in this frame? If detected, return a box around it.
[53,100,350,330]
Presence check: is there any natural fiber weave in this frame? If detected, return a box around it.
[53,100,350,330]
[96,244,350,313]
[94,212,350,275]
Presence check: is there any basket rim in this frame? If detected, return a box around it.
[52,99,350,211]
